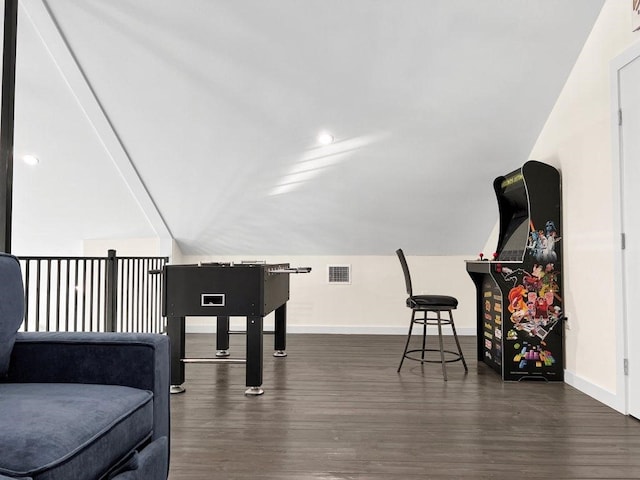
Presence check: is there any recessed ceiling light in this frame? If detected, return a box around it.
[22,154,39,166]
[318,132,334,146]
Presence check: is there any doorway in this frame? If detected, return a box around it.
[617,49,640,418]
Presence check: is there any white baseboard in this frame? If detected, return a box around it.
[185,324,477,336]
[563,369,624,414]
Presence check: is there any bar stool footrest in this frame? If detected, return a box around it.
[403,348,465,364]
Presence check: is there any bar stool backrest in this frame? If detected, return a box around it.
[395,249,413,297]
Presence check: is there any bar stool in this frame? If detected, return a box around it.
[396,249,468,380]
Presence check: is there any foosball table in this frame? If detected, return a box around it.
[162,262,310,395]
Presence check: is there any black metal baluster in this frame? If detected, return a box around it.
[45,258,51,331]
[125,259,131,331]
[145,258,150,333]
[88,259,95,331]
[133,258,138,332]
[23,260,30,331]
[161,258,168,333]
[129,259,134,332]
[130,259,135,332]
[73,259,79,331]
[118,257,125,332]
[149,260,152,333]
[81,259,87,331]
[137,258,142,333]
[105,249,117,332]
[64,258,71,332]
[65,259,71,331]
[130,258,135,332]
[35,260,41,332]
[96,259,103,331]
[55,259,61,331]
[154,258,160,333]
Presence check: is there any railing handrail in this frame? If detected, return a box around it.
[18,255,169,261]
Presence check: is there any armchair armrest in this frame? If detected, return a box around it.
[7,332,170,442]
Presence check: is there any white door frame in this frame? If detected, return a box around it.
[611,40,640,416]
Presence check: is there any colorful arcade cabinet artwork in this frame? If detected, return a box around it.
[466,160,564,381]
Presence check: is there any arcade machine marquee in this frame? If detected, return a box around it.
[466,160,564,381]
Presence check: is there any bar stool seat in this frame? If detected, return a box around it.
[396,249,468,380]
[407,295,458,308]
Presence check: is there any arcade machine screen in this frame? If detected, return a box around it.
[495,174,529,261]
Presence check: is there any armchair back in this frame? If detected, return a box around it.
[0,253,24,376]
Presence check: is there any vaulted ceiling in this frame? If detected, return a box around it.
[11,0,605,256]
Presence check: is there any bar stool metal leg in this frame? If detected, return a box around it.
[421,314,427,361]
[398,310,416,372]
[450,311,468,372]
[437,311,447,381]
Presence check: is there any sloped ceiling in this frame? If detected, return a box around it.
[12,0,605,256]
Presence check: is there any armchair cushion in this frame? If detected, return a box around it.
[0,383,153,479]
[7,332,170,444]
[0,253,25,377]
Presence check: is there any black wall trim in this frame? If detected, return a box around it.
[1,0,18,253]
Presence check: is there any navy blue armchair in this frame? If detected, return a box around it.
[0,253,170,480]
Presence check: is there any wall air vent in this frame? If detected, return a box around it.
[327,265,351,284]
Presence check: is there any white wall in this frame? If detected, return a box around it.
[83,237,163,257]
[178,254,477,335]
[82,237,178,258]
[528,0,639,410]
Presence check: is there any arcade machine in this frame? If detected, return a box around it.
[466,160,563,381]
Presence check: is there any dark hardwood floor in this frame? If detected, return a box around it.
[169,334,640,479]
